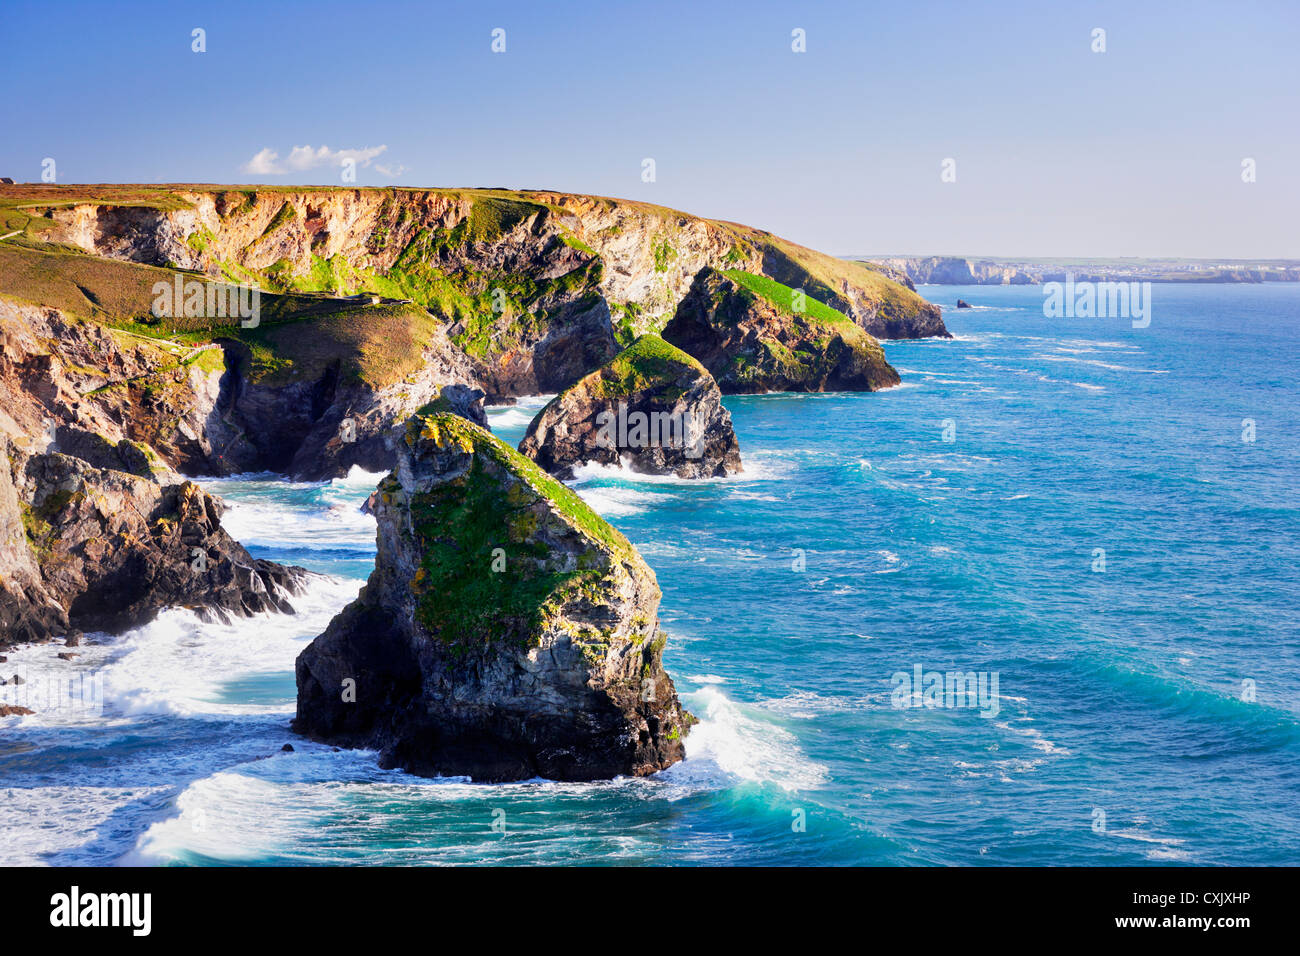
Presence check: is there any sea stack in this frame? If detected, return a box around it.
[293,411,693,782]
[518,334,742,480]
[663,268,901,393]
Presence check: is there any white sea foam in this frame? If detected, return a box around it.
[202,470,379,551]
[0,784,177,866]
[1033,354,1169,374]
[562,453,790,516]
[94,574,361,719]
[666,686,829,793]
[488,407,539,429]
[124,771,290,864]
[333,464,389,490]
[569,459,710,486]
[993,719,1069,756]
[1058,338,1143,351]
[126,684,832,864]
[486,394,554,430]
[565,478,658,517]
[759,689,880,718]
[1107,828,1191,862]
[568,456,782,486]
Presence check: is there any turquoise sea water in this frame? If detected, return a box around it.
[2,283,1297,865]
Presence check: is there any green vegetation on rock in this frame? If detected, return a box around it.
[589,333,703,399]
[0,243,446,389]
[652,238,678,273]
[399,413,640,650]
[257,201,296,241]
[463,197,543,243]
[721,269,856,328]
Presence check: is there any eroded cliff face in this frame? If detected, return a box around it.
[0,298,231,475]
[294,412,692,782]
[0,436,65,645]
[217,319,485,480]
[31,185,948,354]
[17,450,308,636]
[0,299,310,649]
[0,283,491,481]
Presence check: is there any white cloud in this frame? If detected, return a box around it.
[242,147,283,176]
[240,144,390,175]
[374,163,407,177]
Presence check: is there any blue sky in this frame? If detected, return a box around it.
[2,0,1297,257]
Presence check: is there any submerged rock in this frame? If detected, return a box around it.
[663,268,901,393]
[294,411,693,782]
[518,334,742,480]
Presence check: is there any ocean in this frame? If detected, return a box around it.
[3,283,1297,866]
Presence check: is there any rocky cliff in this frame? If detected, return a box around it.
[867,256,1040,286]
[1,183,943,477]
[664,268,901,394]
[0,243,488,479]
[861,255,1300,285]
[294,411,692,781]
[0,296,310,650]
[0,181,933,681]
[0,436,65,645]
[519,334,742,480]
[14,446,306,638]
[4,183,946,364]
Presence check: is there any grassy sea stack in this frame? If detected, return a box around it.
[519,334,743,479]
[663,268,902,394]
[293,411,693,782]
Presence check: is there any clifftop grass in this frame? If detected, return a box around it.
[721,269,857,329]
[717,268,888,360]
[0,242,441,388]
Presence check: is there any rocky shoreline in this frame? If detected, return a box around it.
[0,182,947,780]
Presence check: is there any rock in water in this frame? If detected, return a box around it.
[663,267,901,393]
[518,334,742,480]
[293,411,693,782]
[1,440,310,646]
[955,299,972,309]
